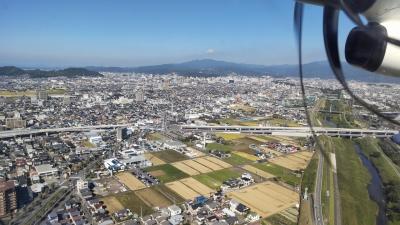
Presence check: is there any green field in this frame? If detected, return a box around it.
[222,153,253,166]
[150,149,188,163]
[263,213,297,225]
[357,138,400,225]
[194,168,241,189]
[301,154,318,192]
[145,164,189,183]
[333,138,377,225]
[253,163,301,187]
[153,184,186,204]
[206,142,233,152]
[114,191,153,216]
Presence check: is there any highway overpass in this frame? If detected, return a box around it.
[0,124,130,139]
[181,125,399,138]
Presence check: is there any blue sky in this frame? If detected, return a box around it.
[0,0,354,67]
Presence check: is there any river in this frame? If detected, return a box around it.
[355,144,388,225]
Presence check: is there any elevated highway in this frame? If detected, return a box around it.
[181,125,398,138]
[0,124,130,139]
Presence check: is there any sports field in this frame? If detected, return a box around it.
[101,196,124,213]
[242,165,275,179]
[228,181,299,217]
[144,153,166,166]
[135,188,172,208]
[116,172,146,190]
[271,151,313,170]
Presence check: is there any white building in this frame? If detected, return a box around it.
[35,164,59,179]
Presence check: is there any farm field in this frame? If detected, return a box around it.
[171,161,200,176]
[203,156,232,168]
[242,165,275,179]
[233,151,259,161]
[144,153,165,166]
[180,178,214,196]
[114,191,153,216]
[145,164,189,183]
[271,151,313,170]
[172,156,231,175]
[165,180,200,200]
[227,181,299,217]
[135,187,172,208]
[116,172,146,191]
[194,168,241,189]
[151,149,189,163]
[223,153,253,166]
[194,157,223,170]
[252,163,301,187]
[101,196,124,213]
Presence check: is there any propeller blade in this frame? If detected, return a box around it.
[294,2,329,159]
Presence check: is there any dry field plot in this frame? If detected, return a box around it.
[180,178,214,196]
[135,188,172,208]
[228,181,299,217]
[101,196,124,213]
[172,162,200,176]
[165,181,200,200]
[183,160,213,173]
[233,151,259,161]
[271,151,313,170]
[116,172,146,191]
[144,153,165,166]
[166,177,214,200]
[172,156,232,175]
[194,157,223,170]
[242,165,275,179]
[204,156,232,168]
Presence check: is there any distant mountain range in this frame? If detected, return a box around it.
[87,59,400,84]
[0,66,103,78]
[1,59,399,83]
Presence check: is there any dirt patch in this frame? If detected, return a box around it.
[101,196,124,213]
[242,165,275,179]
[135,188,172,208]
[149,170,166,177]
[117,172,146,191]
[145,153,166,166]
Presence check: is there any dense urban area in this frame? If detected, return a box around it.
[0,72,400,225]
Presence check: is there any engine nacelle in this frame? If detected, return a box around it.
[345,21,400,76]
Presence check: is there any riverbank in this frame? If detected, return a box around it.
[357,138,400,225]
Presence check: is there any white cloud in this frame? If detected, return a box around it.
[206,48,215,54]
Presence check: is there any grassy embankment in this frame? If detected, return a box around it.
[357,137,400,225]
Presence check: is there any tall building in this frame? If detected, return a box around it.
[135,90,144,102]
[0,181,17,217]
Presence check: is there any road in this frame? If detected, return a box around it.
[0,124,131,139]
[181,125,398,138]
[314,153,324,225]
